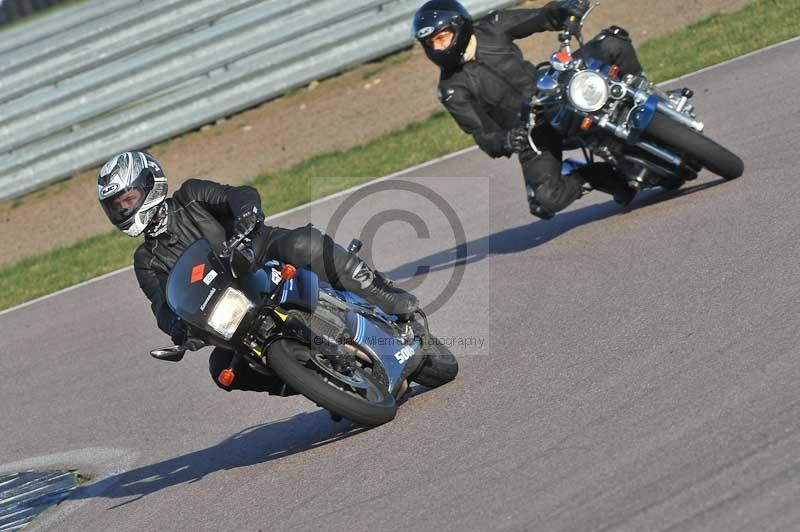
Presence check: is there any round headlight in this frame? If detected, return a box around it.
[567,71,609,112]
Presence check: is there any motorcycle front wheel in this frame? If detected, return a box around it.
[267,339,397,427]
[645,111,744,180]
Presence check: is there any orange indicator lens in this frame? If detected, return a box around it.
[218,369,235,387]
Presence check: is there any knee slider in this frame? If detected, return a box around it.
[531,181,562,212]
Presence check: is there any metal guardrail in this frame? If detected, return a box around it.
[0,0,144,55]
[0,0,516,200]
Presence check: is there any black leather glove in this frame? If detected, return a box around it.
[234,203,265,237]
[563,0,590,18]
[504,126,530,155]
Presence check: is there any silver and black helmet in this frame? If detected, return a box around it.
[97,151,167,237]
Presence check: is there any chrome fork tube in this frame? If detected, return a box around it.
[596,119,684,168]
[655,101,704,132]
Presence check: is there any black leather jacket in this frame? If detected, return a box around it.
[438,3,568,158]
[133,179,261,334]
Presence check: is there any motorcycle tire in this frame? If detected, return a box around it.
[412,341,459,388]
[645,111,744,180]
[268,339,397,427]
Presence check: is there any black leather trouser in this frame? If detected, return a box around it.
[251,224,357,287]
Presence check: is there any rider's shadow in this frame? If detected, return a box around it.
[388,179,726,281]
[68,410,363,507]
[68,386,430,507]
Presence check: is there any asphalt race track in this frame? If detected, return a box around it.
[2,39,799,532]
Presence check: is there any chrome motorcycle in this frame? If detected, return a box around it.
[529,3,743,191]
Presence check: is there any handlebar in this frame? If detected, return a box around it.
[561,2,599,47]
[221,219,259,258]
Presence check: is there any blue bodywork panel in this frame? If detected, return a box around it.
[629,94,661,141]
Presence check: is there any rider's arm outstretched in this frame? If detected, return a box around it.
[492,2,573,39]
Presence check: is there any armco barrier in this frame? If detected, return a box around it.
[0,0,517,200]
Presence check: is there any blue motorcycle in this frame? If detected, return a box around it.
[149,230,458,427]
[530,3,743,190]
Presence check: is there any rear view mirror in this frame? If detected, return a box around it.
[150,346,186,362]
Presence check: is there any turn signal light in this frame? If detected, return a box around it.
[281,264,297,280]
[218,369,235,387]
[608,65,621,78]
[580,117,594,131]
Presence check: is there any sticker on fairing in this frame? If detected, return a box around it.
[271,268,282,285]
[203,270,218,286]
[190,264,206,284]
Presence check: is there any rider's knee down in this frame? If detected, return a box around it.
[526,184,557,220]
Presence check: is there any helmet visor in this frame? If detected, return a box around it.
[99,170,154,226]
[426,29,455,52]
[101,187,146,225]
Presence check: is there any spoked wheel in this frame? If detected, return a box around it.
[267,339,397,427]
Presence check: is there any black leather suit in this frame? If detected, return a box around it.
[134,179,364,392]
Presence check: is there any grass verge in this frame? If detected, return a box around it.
[1,0,798,311]
[0,0,90,33]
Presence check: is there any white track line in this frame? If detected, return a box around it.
[0,147,477,317]
[3,35,798,318]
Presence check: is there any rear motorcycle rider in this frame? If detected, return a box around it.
[97,151,418,393]
[413,0,644,219]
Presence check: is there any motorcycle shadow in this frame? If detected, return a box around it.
[68,386,433,506]
[67,410,363,506]
[387,178,727,281]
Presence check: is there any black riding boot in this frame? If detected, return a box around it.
[578,163,637,206]
[252,224,419,318]
[337,257,419,319]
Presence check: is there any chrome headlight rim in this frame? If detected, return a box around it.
[567,70,610,112]
[207,287,254,340]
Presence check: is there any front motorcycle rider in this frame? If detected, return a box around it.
[413,0,644,219]
[97,151,418,393]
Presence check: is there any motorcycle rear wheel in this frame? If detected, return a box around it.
[268,339,397,427]
[409,322,459,388]
[413,341,459,388]
[645,111,744,180]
